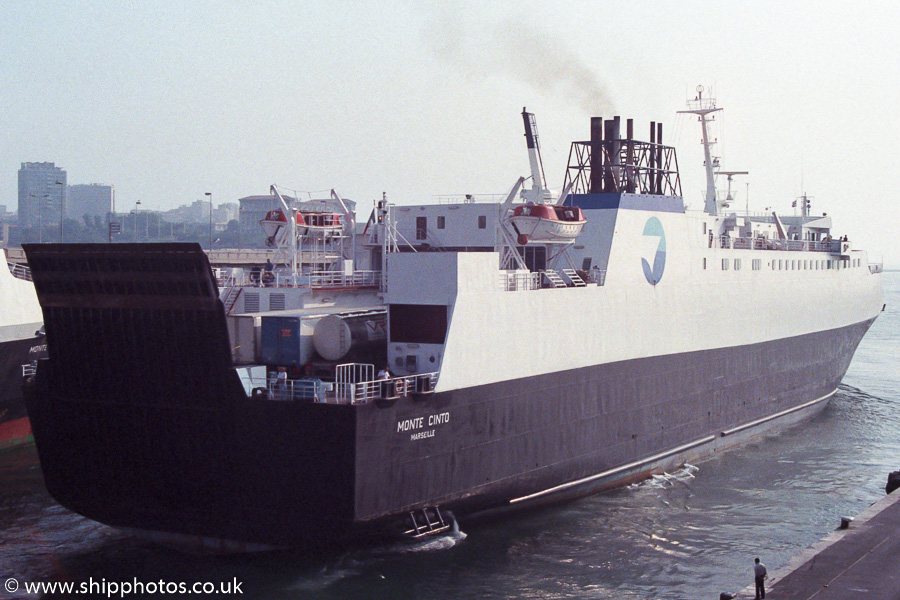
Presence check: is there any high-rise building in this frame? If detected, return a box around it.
[68,184,113,221]
[18,162,66,239]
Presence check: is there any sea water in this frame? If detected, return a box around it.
[1,272,897,600]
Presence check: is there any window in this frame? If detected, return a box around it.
[734,259,741,270]
[390,304,448,344]
[703,258,707,270]
[752,259,761,271]
[437,216,445,229]
[416,217,427,240]
[722,258,729,271]
[478,215,487,229]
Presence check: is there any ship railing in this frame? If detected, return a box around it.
[498,269,606,290]
[714,235,844,253]
[22,362,37,378]
[302,270,381,289]
[869,263,884,274]
[498,271,541,291]
[219,269,382,290]
[8,262,32,281]
[433,194,505,204]
[337,372,440,405]
[264,378,331,403]
[258,369,439,404]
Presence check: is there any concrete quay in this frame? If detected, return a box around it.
[731,487,900,600]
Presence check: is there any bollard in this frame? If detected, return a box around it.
[719,593,735,600]
[839,516,853,529]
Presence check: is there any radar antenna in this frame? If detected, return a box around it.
[717,170,748,213]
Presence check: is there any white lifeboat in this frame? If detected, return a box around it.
[508,204,586,245]
[260,209,308,248]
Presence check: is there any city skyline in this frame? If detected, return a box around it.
[2,1,897,265]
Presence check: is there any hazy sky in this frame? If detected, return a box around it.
[3,0,898,265]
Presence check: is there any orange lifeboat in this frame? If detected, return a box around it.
[260,209,308,248]
[508,204,586,245]
[298,206,343,238]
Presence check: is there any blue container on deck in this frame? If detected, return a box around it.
[260,316,302,366]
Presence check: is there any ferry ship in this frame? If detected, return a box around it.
[22,91,884,550]
[0,254,44,450]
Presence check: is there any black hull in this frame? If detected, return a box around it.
[22,244,875,548]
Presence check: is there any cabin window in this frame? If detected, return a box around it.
[703,258,707,270]
[722,258,729,271]
[416,217,427,240]
[752,259,761,271]
[734,259,741,270]
[478,215,487,229]
[390,304,448,344]
[437,216,445,229]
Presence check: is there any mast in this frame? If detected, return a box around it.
[678,85,722,215]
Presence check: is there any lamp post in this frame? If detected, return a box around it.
[135,200,141,241]
[55,180,65,242]
[31,193,50,243]
[205,192,212,248]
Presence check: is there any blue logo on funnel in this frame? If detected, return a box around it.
[642,217,666,285]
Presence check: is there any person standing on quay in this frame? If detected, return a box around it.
[754,557,767,599]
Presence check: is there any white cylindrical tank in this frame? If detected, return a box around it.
[313,310,387,361]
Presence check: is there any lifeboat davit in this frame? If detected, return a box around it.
[508,204,586,244]
[260,209,308,248]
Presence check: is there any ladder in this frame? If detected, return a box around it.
[561,268,586,287]
[541,270,567,288]
[405,507,451,538]
[221,285,243,314]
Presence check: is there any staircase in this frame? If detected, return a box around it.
[541,270,567,288]
[561,268,586,287]
[221,285,243,314]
